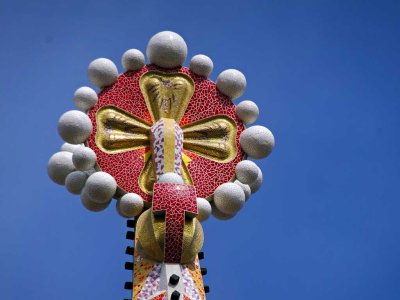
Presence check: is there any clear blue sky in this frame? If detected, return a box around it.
[1,0,399,299]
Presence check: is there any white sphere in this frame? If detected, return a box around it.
[211,201,236,221]
[121,49,145,71]
[65,171,88,194]
[236,100,259,124]
[57,110,93,144]
[234,180,251,201]
[72,147,97,171]
[216,69,246,100]
[213,182,245,215]
[196,198,212,222]
[116,193,144,218]
[81,189,110,212]
[235,160,259,184]
[240,126,275,159]
[146,31,187,69]
[84,172,117,203]
[189,54,213,77]
[60,143,83,153]
[88,58,118,88]
[248,167,263,194]
[73,86,98,111]
[48,151,75,185]
[158,172,184,184]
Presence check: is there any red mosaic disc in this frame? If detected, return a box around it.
[87,65,245,202]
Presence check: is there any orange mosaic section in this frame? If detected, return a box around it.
[188,258,206,300]
[150,291,167,300]
[132,238,156,299]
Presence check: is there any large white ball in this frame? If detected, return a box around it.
[57,110,92,144]
[116,193,144,218]
[189,54,213,77]
[84,172,117,203]
[88,58,118,88]
[235,160,259,184]
[211,201,236,221]
[146,31,187,69]
[236,100,259,124]
[60,143,83,153]
[81,189,110,212]
[248,167,263,194]
[73,86,98,111]
[216,69,246,100]
[213,182,245,215]
[234,180,251,201]
[121,49,145,71]
[72,147,97,171]
[240,125,275,159]
[196,198,212,222]
[65,171,88,194]
[48,151,75,185]
[158,172,184,184]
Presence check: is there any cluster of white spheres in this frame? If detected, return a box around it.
[49,31,275,220]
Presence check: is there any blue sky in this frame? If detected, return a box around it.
[1,0,400,299]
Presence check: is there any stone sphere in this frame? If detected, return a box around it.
[121,49,145,71]
[57,110,92,144]
[72,146,97,171]
[189,54,213,77]
[235,160,259,184]
[234,180,251,201]
[236,100,259,124]
[60,143,83,153]
[146,31,187,69]
[81,189,110,212]
[87,58,118,88]
[216,69,246,100]
[116,193,144,218]
[240,125,275,159]
[73,86,98,111]
[47,151,75,185]
[158,172,184,184]
[65,171,88,194]
[196,198,212,222]
[213,182,245,215]
[249,167,263,194]
[84,172,117,203]
[211,201,236,221]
